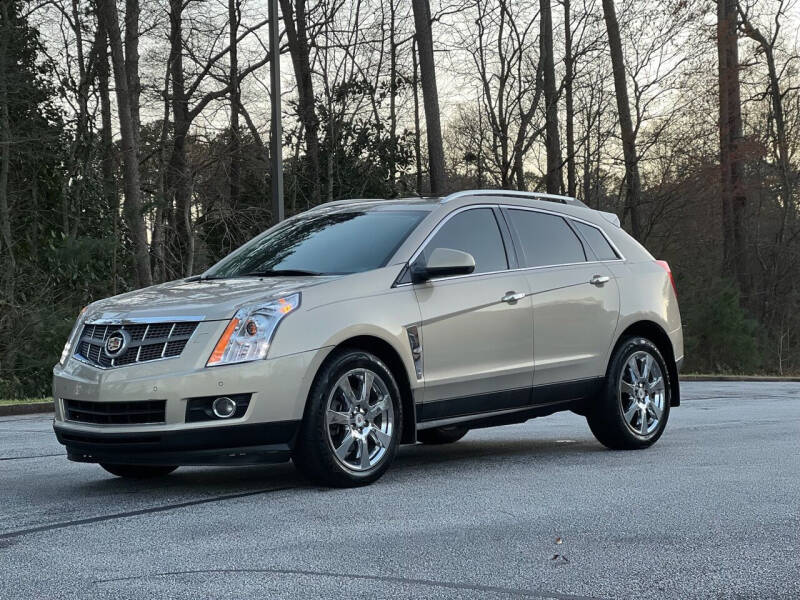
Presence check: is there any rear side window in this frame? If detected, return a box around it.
[423,208,508,274]
[507,209,586,268]
[572,221,620,261]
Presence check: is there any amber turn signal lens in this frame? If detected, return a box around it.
[207,318,240,365]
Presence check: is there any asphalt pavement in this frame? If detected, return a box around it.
[1,382,798,599]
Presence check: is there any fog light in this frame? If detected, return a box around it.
[212,396,237,418]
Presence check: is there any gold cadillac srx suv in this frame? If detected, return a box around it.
[53,190,683,487]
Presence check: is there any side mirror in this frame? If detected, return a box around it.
[410,248,476,283]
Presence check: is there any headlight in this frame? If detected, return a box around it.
[206,293,300,367]
[59,306,88,366]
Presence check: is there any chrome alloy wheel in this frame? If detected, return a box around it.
[619,350,666,437]
[325,368,395,472]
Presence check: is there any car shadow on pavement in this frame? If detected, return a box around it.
[60,435,606,497]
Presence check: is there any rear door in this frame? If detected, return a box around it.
[411,207,534,421]
[502,208,620,391]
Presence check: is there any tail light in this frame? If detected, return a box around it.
[656,260,677,297]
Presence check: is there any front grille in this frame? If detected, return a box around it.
[74,321,198,368]
[63,399,167,425]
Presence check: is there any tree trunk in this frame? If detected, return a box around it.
[0,2,14,298]
[717,0,746,290]
[540,0,562,194]
[280,0,321,206]
[96,9,119,293]
[411,0,446,195]
[564,0,576,198]
[125,0,140,146]
[388,0,397,191]
[228,0,241,209]
[738,4,791,285]
[168,0,194,277]
[100,0,152,288]
[602,0,642,239]
[151,60,172,284]
[412,37,423,194]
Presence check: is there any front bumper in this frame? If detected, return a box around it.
[52,342,332,466]
[54,421,299,466]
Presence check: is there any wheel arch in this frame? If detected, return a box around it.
[610,320,680,406]
[305,335,417,444]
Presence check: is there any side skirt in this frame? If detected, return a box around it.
[415,377,602,431]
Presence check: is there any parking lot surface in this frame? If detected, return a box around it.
[1,381,798,599]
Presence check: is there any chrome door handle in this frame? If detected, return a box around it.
[502,291,526,303]
[590,275,610,286]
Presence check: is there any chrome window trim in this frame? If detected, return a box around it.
[85,315,207,325]
[502,204,626,263]
[406,204,509,267]
[396,203,625,287]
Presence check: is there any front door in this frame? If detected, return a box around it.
[412,207,535,422]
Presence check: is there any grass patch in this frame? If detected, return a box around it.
[0,397,53,406]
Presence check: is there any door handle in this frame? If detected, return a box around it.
[590,274,610,286]
[502,291,526,303]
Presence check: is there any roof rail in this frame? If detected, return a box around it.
[441,189,588,208]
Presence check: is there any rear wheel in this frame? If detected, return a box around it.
[292,349,402,487]
[587,336,671,449]
[100,464,178,479]
[417,425,469,445]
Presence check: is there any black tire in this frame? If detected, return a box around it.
[417,425,469,445]
[100,464,178,478]
[587,336,671,450]
[292,349,403,487]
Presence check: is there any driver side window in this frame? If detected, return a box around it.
[422,208,509,274]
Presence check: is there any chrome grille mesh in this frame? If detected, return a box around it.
[75,321,198,368]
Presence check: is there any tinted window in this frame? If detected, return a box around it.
[422,208,508,274]
[507,209,586,267]
[573,221,620,261]
[206,210,425,278]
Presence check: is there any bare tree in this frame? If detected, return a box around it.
[100,0,152,287]
[738,1,795,251]
[229,0,242,209]
[717,0,747,291]
[540,0,562,194]
[0,1,14,297]
[412,0,446,194]
[281,0,322,205]
[464,0,541,190]
[601,0,642,239]
[167,0,271,276]
[95,7,118,293]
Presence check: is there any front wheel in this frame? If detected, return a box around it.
[587,336,671,450]
[100,464,178,478]
[292,349,403,487]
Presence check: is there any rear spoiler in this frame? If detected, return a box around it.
[598,211,621,227]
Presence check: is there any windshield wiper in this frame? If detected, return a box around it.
[244,269,324,277]
[185,274,224,282]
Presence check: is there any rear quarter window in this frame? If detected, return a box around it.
[572,221,620,261]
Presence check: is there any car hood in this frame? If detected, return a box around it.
[83,276,336,323]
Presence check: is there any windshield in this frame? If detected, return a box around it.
[204,209,426,278]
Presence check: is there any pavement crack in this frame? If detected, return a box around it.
[0,453,65,461]
[93,567,606,600]
[0,486,295,541]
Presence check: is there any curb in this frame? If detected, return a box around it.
[682,375,800,382]
[0,402,54,417]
